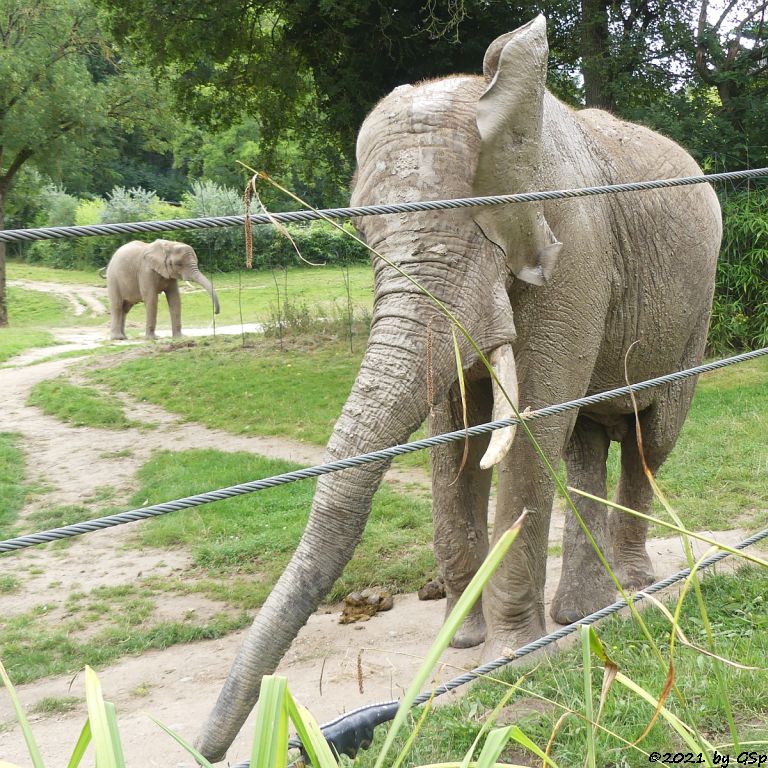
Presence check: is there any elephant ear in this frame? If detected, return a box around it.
[144,240,172,279]
[472,15,562,286]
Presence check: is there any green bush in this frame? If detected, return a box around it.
[20,180,369,273]
[709,189,768,352]
[181,180,251,272]
[74,198,105,226]
[26,184,81,267]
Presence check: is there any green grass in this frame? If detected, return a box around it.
[356,566,768,768]
[0,463,426,687]
[657,358,768,527]
[91,336,362,444]
[27,378,134,429]
[0,328,56,364]
[0,282,85,362]
[178,264,374,328]
[89,335,429,473]
[0,575,20,593]
[0,605,248,685]
[30,696,81,715]
[604,356,768,533]
[129,449,435,607]
[7,262,103,285]
[0,433,27,538]
[23,504,95,532]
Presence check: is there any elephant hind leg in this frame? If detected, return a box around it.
[551,414,616,625]
[611,376,698,590]
[430,377,493,648]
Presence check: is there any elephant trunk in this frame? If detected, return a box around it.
[196,316,432,761]
[188,269,221,314]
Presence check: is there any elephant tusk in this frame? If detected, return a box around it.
[479,343,519,470]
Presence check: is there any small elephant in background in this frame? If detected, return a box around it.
[106,239,220,340]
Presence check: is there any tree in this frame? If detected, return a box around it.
[0,0,175,325]
[692,0,768,168]
[99,1,574,159]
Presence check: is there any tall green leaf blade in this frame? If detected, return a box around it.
[581,625,596,768]
[149,718,215,768]
[0,658,45,768]
[285,690,339,768]
[250,675,289,768]
[65,720,92,768]
[84,666,120,768]
[374,519,526,768]
[475,726,514,768]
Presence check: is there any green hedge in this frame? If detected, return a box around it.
[709,189,768,352]
[23,182,369,272]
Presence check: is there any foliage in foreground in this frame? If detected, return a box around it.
[3,558,767,767]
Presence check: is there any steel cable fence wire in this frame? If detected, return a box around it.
[1,168,767,243]
[1,346,767,555]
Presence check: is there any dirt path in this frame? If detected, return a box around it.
[0,308,751,766]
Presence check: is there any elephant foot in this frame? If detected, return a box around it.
[481,620,550,665]
[111,334,127,341]
[449,604,486,649]
[550,564,616,625]
[613,546,654,591]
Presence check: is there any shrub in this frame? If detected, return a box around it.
[79,187,188,270]
[74,198,106,226]
[26,184,81,267]
[709,189,768,352]
[181,180,253,272]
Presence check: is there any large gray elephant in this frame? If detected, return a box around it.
[196,16,721,761]
[105,238,220,340]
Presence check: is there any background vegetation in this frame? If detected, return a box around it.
[2,0,767,347]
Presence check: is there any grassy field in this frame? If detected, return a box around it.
[129,449,434,606]
[7,263,103,285]
[91,336,768,533]
[0,449,435,682]
[1,260,374,361]
[89,335,362,443]
[355,566,768,768]
[28,379,137,429]
[0,433,27,537]
[5,259,374,330]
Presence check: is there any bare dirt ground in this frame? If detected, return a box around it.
[0,281,752,766]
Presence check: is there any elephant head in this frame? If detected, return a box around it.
[197,16,559,760]
[146,239,221,314]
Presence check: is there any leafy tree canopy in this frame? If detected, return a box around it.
[0,0,182,324]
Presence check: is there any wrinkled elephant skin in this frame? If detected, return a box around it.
[196,16,721,761]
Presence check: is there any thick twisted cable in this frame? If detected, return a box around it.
[255,524,768,766]
[1,168,766,244]
[1,346,766,555]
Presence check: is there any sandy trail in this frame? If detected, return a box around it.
[0,283,752,766]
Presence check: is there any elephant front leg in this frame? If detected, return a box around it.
[551,415,616,625]
[483,410,575,662]
[430,378,493,649]
[165,282,183,337]
[143,291,159,340]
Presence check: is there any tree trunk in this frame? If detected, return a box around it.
[0,189,7,327]
[581,0,614,110]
